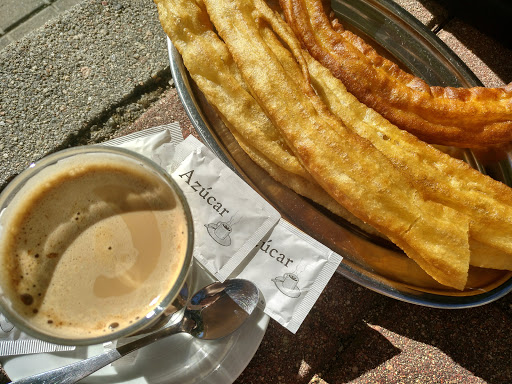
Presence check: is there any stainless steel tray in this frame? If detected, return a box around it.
[167,0,512,308]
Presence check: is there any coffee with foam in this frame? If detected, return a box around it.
[0,150,190,340]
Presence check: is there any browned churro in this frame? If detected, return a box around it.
[153,0,380,236]
[280,0,512,148]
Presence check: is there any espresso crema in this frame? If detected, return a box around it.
[0,153,189,339]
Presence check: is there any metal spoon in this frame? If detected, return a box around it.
[12,278,259,384]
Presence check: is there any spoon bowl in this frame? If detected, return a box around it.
[187,279,259,339]
[12,279,260,384]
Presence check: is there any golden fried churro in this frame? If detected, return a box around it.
[198,0,472,289]
[154,0,304,179]
[153,0,380,235]
[280,0,512,148]
[306,54,512,270]
[253,7,512,271]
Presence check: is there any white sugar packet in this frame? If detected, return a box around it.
[171,136,281,281]
[99,124,187,365]
[230,219,342,334]
[104,123,184,167]
[102,125,281,363]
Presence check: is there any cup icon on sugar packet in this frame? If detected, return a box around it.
[272,272,301,298]
[205,220,233,246]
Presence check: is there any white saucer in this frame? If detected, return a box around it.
[1,261,269,384]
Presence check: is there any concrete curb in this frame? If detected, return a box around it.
[0,0,170,189]
[0,0,85,50]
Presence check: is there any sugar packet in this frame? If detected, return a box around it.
[111,127,340,334]
[100,125,281,365]
[230,219,342,333]
[171,135,281,281]
[104,123,183,167]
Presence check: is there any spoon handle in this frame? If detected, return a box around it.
[11,320,189,384]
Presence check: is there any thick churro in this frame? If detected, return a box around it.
[280,0,512,148]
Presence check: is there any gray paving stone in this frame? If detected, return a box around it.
[0,0,169,189]
[52,0,85,13]
[0,0,45,32]
[6,6,59,43]
[0,34,13,51]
